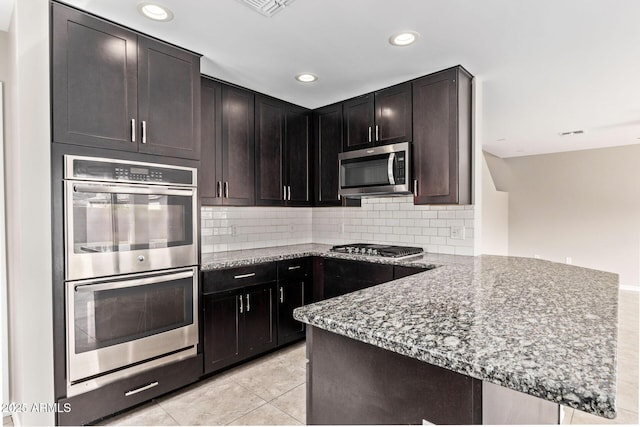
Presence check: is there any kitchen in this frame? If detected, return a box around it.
[1,0,639,425]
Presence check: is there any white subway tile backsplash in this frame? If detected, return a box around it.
[201,196,475,256]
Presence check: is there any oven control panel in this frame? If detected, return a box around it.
[65,156,196,186]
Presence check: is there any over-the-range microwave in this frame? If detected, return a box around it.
[338,141,411,198]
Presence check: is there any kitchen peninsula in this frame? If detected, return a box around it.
[294,255,619,425]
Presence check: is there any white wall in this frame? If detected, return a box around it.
[4,0,54,425]
[0,29,10,418]
[481,152,509,255]
[505,145,640,288]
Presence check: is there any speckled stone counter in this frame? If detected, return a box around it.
[200,243,467,271]
[294,255,619,419]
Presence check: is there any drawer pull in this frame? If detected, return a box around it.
[124,381,158,397]
[234,273,256,279]
[287,265,301,270]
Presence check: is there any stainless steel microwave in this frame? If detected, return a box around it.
[339,142,411,198]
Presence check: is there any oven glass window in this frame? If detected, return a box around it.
[341,154,392,188]
[72,192,193,254]
[73,276,194,354]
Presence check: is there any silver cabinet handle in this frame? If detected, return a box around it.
[368,126,372,143]
[234,273,256,279]
[216,181,222,198]
[246,294,250,312]
[413,179,418,197]
[239,294,243,314]
[279,286,284,303]
[288,265,301,270]
[141,120,147,144]
[375,125,379,141]
[224,181,229,198]
[287,186,291,201]
[131,119,136,142]
[124,381,158,397]
[387,152,396,185]
[283,185,287,201]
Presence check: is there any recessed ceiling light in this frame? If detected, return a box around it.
[295,73,317,83]
[389,31,420,46]
[137,2,174,21]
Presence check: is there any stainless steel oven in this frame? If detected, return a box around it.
[66,267,198,396]
[64,155,198,280]
[62,155,199,396]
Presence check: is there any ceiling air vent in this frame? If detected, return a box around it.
[236,0,296,17]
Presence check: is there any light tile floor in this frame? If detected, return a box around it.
[4,292,636,426]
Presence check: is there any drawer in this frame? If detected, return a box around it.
[278,257,312,281]
[202,262,277,294]
[57,355,202,426]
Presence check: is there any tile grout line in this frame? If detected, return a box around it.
[151,399,181,426]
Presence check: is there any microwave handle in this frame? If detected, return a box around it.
[387,153,396,185]
[73,183,194,197]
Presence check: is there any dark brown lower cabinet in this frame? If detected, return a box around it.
[322,258,394,299]
[306,327,482,425]
[203,283,276,374]
[277,258,313,345]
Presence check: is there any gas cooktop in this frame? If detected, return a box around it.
[330,243,424,259]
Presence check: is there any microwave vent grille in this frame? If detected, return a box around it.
[236,0,295,17]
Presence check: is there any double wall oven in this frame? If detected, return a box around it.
[63,155,199,396]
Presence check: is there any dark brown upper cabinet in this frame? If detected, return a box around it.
[313,104,360,207]
[412,66,472,205]
[200,77,255,206]
[52,2,201,160]
[255,95,311,206]
[342,83,412,151]
[313,104,342,206]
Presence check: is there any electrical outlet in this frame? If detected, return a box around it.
[450,226,466,240]
[565,257,572,265]
[289,223,294,233]
[534,254,540,259]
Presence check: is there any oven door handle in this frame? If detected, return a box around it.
[72,183,194,197]
[73,270,194,293]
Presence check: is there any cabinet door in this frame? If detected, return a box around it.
[255,96,285,206]
[137,36,201,160]
[313,104,342,206]
[322,259,394,299]
[285,107,311,206]
[277,279,307,345]
[343,94,374,151]
[375,83,412,145]
[200,78,223,204]
[412,67,471,204]
[243,284,277,357]
[52,3,138,151]
[222,85,255,206]
[203,291,242,373]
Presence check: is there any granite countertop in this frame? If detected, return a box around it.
[294,255,619,419]
[200,243,472,271]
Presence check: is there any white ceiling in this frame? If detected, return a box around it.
[18,1,640,157]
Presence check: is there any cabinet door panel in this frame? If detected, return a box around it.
[277,280,307,345]
[200,78,223,203]
[52,3,138,150]
[243,284,276,356]
[286,108,311,205]
[314,105,342,206]
[138,36,201,160]
[222,86,255,205]
[322,259,393,299]
[343,94,374,151]
[375,83,412,145]
[203,292,242,373]
[255,97,285,206]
